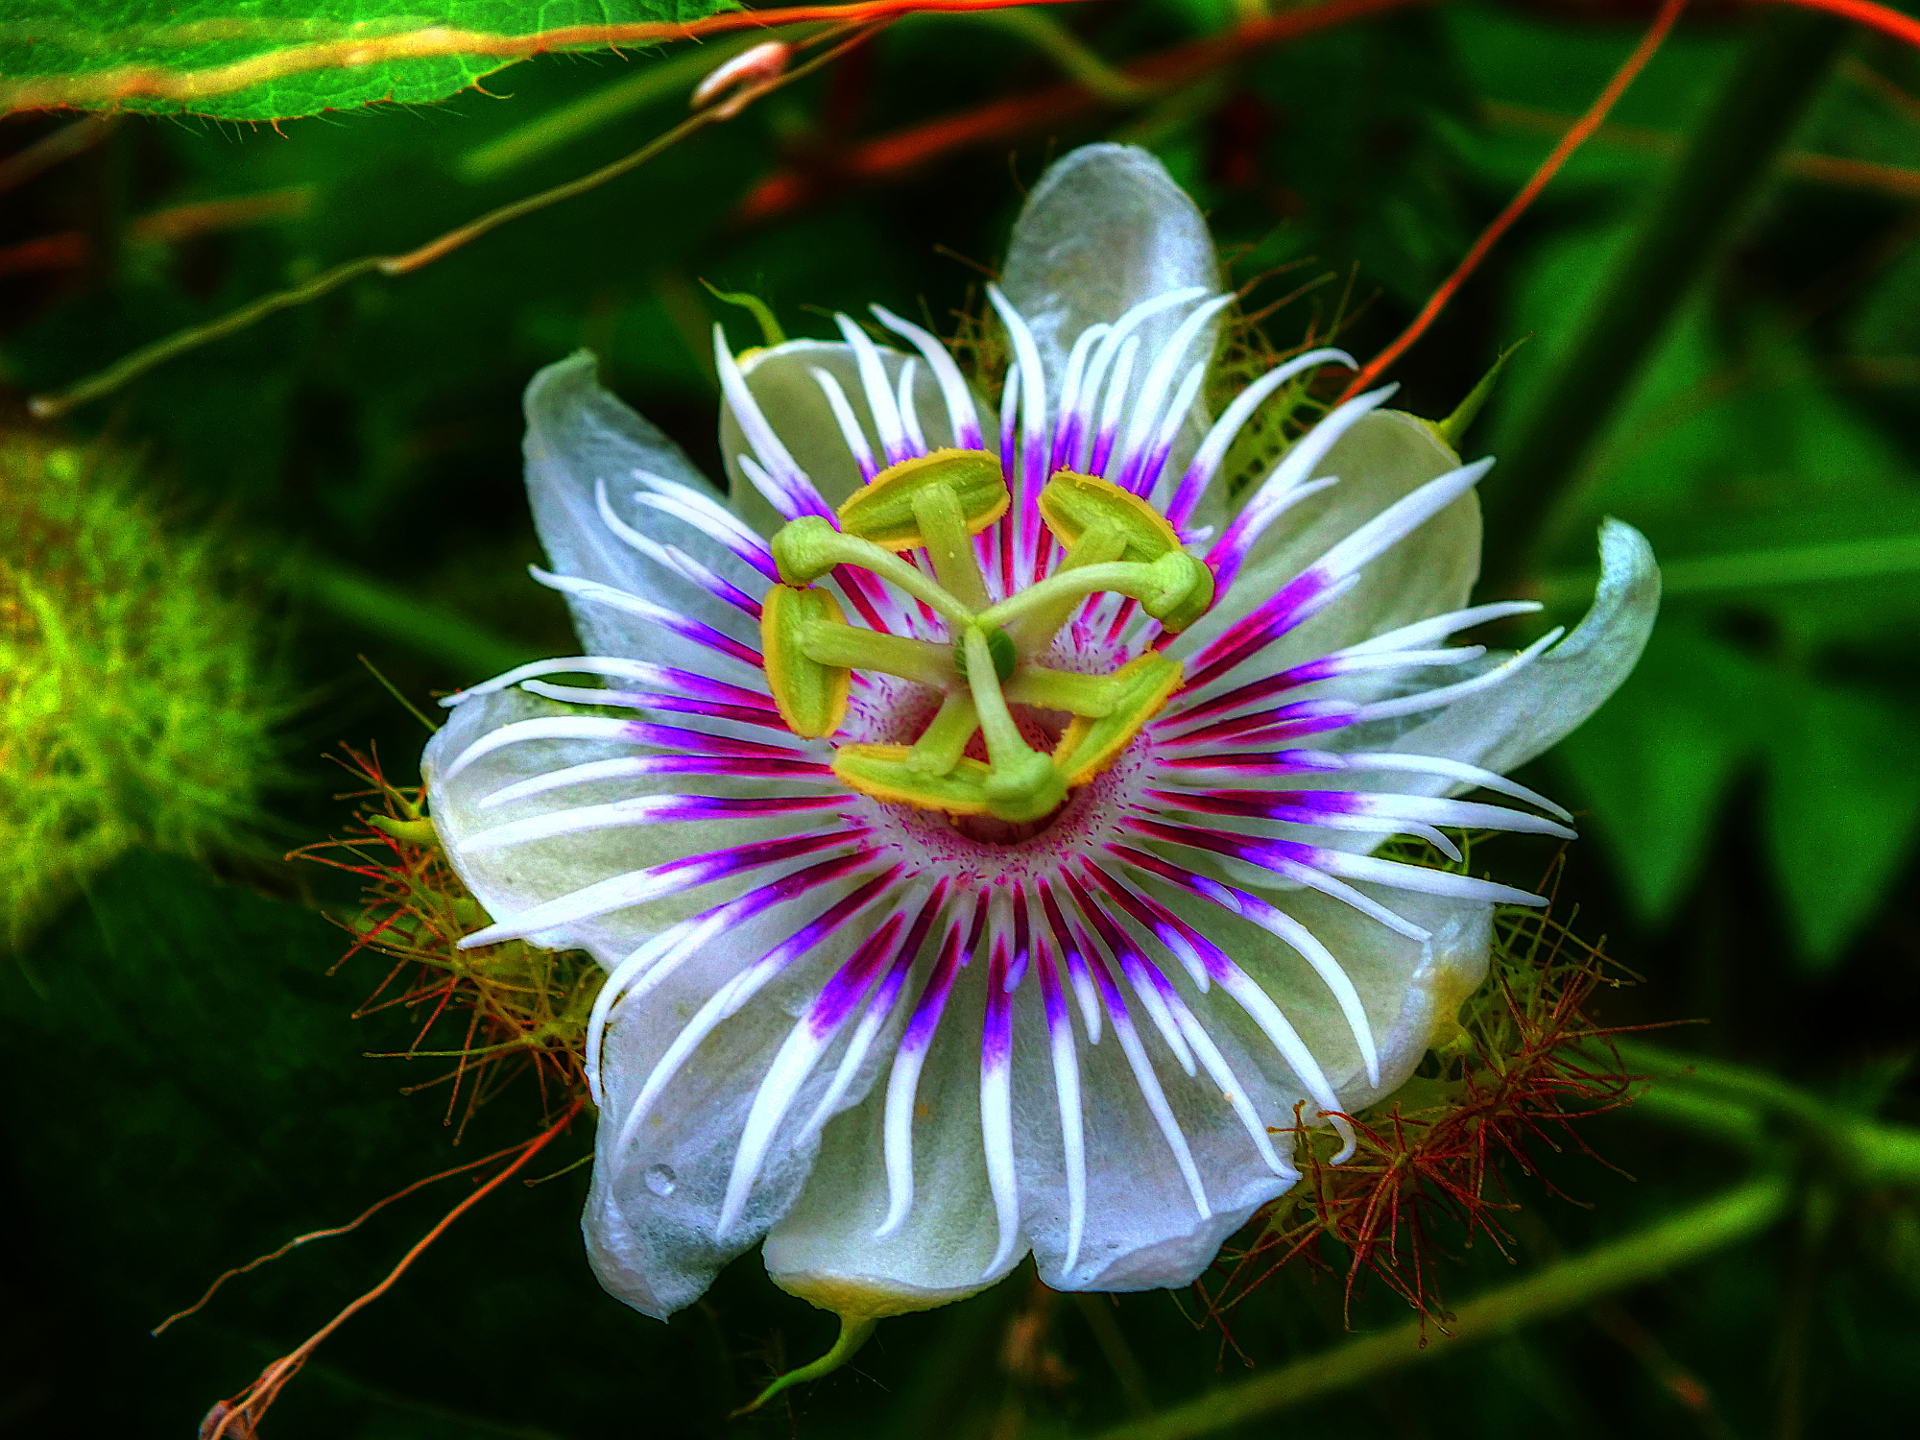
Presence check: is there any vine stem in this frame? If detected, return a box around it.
[291,553,542,679]
[1336,0,1690,402]
[150,1136,539,1337]
[1090,1173,1792,1440]
[204,1097,586,1440]
[25,25,881,420]
[1480,5,1851,589]
[1767,0,1920,47]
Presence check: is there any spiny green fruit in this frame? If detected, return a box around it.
[1,432,289,951]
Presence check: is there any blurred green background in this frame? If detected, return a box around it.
[3,1,1919,1436]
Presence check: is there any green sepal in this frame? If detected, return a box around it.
[1055,653,1184,785]
[761,585,851,739]
[1432,336,1529,450]
[699,280,787,349]
[1039,469,1183,563]
[838,449,1011,551]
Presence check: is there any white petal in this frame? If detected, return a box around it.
[583,874,901,1320]
[1011,963,1293,1293]
[1140,873,1490,1131]
[1176,411,1479,678]
[1377,519,1661,778]
[762,959,1026,1320]
[1019,877,1486,1295]
[523,352,739,661]
[718,339,986,536]
[1000,143,1223,484]
[422,686,846,965]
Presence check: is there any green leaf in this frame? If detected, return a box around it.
[1762,682,1920,969]
[1556,621,1920,965]
[1552,625,1769,925]
[0,1,736,121]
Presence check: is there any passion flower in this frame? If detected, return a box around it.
[423,145,1658,1338]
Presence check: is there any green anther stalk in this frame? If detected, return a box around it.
[980,552,1214,635]
[1008,522,1128,652]
[910,484,992,613]
[801,623,955,688]
[964,628,1036,764]
[963,627,1067,823]
[772,516,976,628]
[1003,667,1118,718]
[906,692,981,776]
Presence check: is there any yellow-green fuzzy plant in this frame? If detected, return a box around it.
[1,432,288,951]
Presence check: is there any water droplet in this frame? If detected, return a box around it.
[644,1163,677,1197]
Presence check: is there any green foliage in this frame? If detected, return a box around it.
[0,1,735,120]
[0,434,292,952]
[1497,205,1920,968]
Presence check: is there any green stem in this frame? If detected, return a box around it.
[1008,523,1127,651]
[913,484,993,613]
[923,7,1156,105]
[965,628,1037,767]
[25,31,869,418]
[1482,9,1850,590]
[1091,1173,1792,1440]
[28,255,384,420]
[1609,1037,1920,1187]
[1003,666,1117,717]
[802,622,954,687]
[778,520,977,628]
[907,691,981,775]
[979,560,1157,630]
[733,1313,878,1416]
[292,554,541,679]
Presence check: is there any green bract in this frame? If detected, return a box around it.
[0,433,288,951]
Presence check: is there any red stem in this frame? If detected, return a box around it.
[206,1098,586,1440]
[1336,0,1692,401]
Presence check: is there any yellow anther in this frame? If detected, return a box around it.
[1053,653,1183,786]
[837,449,1010,551]
[761,585,852,739]
[1038,470,1182,563]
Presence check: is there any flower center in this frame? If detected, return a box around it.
[760,449,1213,824]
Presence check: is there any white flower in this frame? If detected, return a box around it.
[422,144,1659,1327]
